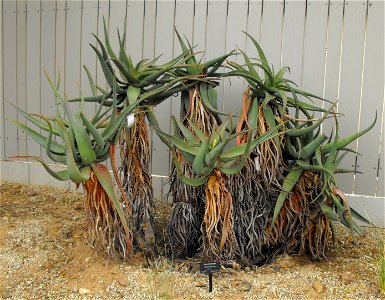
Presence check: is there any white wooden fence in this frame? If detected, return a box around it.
[1,0,384,224]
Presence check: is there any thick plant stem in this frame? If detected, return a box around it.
[202,170,238,260]
[167,86,217,257]
[121,112,155,251]
[83,170,131,259]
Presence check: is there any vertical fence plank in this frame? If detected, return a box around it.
[41,0,56,117]
[300,0,328,119]
[172,0,195,118]
[16,0,27,158]
[222,0,248,116]
[126,0,144,63]
[245,0,262,58]
[205,1,228,111]
[95,0,109,90]
[0,0,3,160]
[108,0,126,51]
[151,0,176,199]
[378,133,384,197]
[25,1,41,159]
[142,0,156,60]
[322,0,343,136]
[192,0,207,52]
[354,0,384,196]
[259,1,284,70]
[3,1,18,160]
[55,0,66,88]
[65,1,82,98]
[335,0,367,194]
[281,0,306,85]
[80,0,99,118]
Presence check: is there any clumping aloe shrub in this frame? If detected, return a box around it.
[12,73,142,259]
[11,24,376,265]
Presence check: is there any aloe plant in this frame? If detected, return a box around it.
[11,71,150,258]
[152,112,281,259]
[226,32,376,261]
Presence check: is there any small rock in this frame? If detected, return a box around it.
[26,280,33,286]
[0,216,9,224]
[239,281,252,292]
[79,288,91,295]
[43,260,54,269]
[1,292,12,299]
[341,272,356,284]
[12,183,22,190]
[312,280,325,293]
[244,266,251,272]
[85,257,91,263]
[195,281,207,288]
[27,190,38,197]
[305,286,318,299]
[228,268,238,274]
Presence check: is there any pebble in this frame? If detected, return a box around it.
[341,272,356,284]
[1,216,9,224]
[27,190,38,197]
[1,291,12,299]
[305,286,318,299]
[12,183,22,190]
[195,281,207,288]
[239,281,252,292]
[244,266,251,272]
[313,280,325,293]
[78,288,91,295]
[85,257,91,263]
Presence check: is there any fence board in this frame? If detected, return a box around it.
[205,1,228,111]
[222,0,248,116]
[259,1,284,71]
[378,135,384,197]
[281,0,306,86]
[95,0,109,90]
[192,0,207,53]
[355,0,384,196]
[245,0,262,64]
[301,0,328,119]
[0,0,3,160]
[3,1,18,160]
[80,0,99,118]
[25,1,41,159]
[152,0,175,178]
[172,0,195,119]
[65,1,82,98]
[126,0,144,63]
[41,0,56,117]
[335,0,367,194]
[108,0,127,53]
[16,0,27,158]
[322,0,343,136]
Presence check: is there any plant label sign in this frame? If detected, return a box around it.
[200,261,220,274]
[200,261,220,293]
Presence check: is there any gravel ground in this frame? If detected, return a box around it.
[0,181,384,299]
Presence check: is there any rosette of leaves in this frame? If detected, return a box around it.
[152,113,281,259]
[11,72,148,259]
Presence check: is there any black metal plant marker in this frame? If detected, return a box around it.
[200,261,221,292]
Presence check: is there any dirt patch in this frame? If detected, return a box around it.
[0,181,384,299]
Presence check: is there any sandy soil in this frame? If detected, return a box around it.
[0,181,384,299]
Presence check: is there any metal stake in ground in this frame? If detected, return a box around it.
[200,261,220,293]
